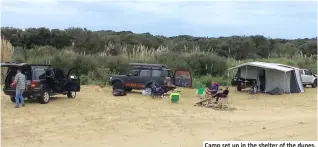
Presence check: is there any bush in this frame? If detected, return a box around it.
[11,45,317,87]
[192,75,230,88]
[185,53,228,76]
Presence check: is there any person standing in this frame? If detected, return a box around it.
[11,69,26,108]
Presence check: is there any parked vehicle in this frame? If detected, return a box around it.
[109,63,192,93]
[299,69,317,88]
[1,62,80,104]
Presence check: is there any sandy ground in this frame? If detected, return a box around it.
[1,86,317,147]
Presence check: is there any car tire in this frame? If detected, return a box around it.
[38,91,50,104]
[112,81,123,90]
[67,91,76,98]
[312,80,317,88]
[236,85,242,91]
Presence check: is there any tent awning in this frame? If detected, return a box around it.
[228,62,294,72]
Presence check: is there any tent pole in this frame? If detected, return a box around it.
[264,69,266,94]
[245,65,247,88]
[284,72,286,94]
[287,72,291,95]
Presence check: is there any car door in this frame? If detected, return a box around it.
[131,69,151,89]
[51,68,68,93]
[173,69,192,88]
[299,70,306,83]
[64,68,80,92]
[302,70,311,84]
[124,68,140,88]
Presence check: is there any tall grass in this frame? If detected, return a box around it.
[11,44,317,87]
[1,38,13,84]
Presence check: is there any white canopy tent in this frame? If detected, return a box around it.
[228,62,304,94]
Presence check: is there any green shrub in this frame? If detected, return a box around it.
[80,75,88,85]
[192,75,230,88]
[11,45,317,86]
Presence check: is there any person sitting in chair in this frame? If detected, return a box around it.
[150,82,165,98]
[205,82,219,97]
[213,87,229,104]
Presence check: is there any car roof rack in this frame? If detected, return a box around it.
[29,64,52,66]
[1,62,28,66]
[129,63,167,69]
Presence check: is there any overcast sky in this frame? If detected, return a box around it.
[1,0,317,39]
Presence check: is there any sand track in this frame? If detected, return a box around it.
[1,86,317,147]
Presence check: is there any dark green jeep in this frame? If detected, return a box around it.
[109,63,192,93]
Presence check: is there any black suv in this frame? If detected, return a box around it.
[109,63,192,93]
[1,62,80,104]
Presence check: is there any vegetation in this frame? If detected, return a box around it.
[1,27,317,87]
[1,38,13,84]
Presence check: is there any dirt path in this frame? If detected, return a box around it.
[1,86,317,147]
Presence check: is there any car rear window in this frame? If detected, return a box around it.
[175,71,191,78]
[33,69,46,80]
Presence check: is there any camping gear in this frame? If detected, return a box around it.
[267,87,284,95]
[112,89,127,96]
[228,62,304,94]
[197,86,205,96]
[170,91,180,103]
[142,88,152,96]
[150,82,165,98]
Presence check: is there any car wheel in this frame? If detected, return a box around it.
[312,80,317,88]
[67,91,76,98]
[38,91,50,104]
[236,85,242,91]
[112,81,123,90]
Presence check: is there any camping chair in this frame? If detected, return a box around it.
[196,86,205,99]
[150,82,164,98]
[215,93,230,109]
[248,84,259,99]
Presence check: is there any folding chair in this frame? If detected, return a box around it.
[196,87,205,99]
[215,95,230,110]
[150,82,164,98]
[248,85,259,99]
